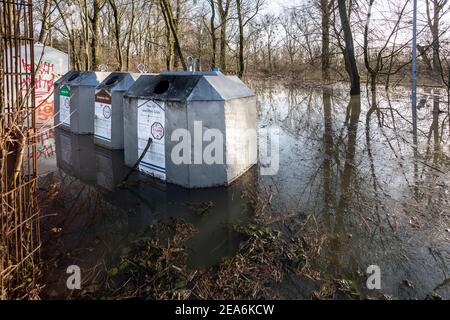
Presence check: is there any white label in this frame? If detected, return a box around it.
[137,99,166,180]
[94,91,112,142]
[59,93,71,126]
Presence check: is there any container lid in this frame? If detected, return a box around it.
[124,71,255,102]
[54,70,80,87]
[124,74,202,101]
[96,72,136,92]
[60,71,110,87]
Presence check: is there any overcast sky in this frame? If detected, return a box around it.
[260,0,450,46]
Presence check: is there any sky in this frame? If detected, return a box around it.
[263,0,296,14]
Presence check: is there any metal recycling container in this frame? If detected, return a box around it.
[123,71,257,188]
[94,72,139,149]
[54,71,110,134]
[54,70,78,127]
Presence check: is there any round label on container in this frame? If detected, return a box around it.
[151,122,164,140]
[103,105,111,119]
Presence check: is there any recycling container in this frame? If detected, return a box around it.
[54,71,109,134]
[123,71,257,188]
[94,72,138,149]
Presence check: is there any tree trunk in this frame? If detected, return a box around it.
[236,0,245,78]
[320,0,331,83]
[219,21,227,71]
[38,0,51,43]
[160,0,186,70]
[90,0,101,71]
[108,0,123,71]
[173,0,181,69]
[337,0,360,95]
[425,0,447,79]
[267,42,272,73]
[125,0,135,70]
[217,0,230,72]
[417,45,433,71]
[84,0,90,70]
[363,0,376,92]
[209,0,217,68]
[160,0,174,70]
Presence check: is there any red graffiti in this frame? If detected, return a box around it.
[14,50,67,160]
[35,125,55,159]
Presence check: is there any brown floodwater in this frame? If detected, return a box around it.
[38,80,450,299]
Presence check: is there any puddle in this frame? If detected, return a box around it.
[38,81,450,299]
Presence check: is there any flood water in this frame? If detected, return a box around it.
[38,81,450,299]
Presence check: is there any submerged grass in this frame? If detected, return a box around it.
[73,211,364,300]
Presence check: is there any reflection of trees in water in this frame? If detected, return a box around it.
[322,90,334,216]
[257,83,449,210]
[417,90,450,210]
[257,83,450,297]
[336,96,361,219]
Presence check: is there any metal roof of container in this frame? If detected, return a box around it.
[62,71,110,87]
[124,71,255,102]
[96,72,138,92]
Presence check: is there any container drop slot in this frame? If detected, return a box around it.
[68,72,80,81]
[154,80,170,94]
[105,75,120,86]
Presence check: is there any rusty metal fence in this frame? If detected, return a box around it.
[0,0,40,299]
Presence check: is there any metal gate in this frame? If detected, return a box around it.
[0,0,40,299]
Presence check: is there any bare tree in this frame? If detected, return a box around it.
[337,0,360,94]
[160,0,187,70]
[260,14,278,73]
[208,0,218,68]
[89,0,104,70]
[425,0,449,79]
[362,0,409,92]
[320,0,333,82]
[32,0,450,86]
[217,0,231,71]
[38,0,51,43]
[236,0,264,77]
[108,0,123,70]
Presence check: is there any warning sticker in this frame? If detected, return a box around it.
[137,99,166,181]
[59,85,71,127]
[94,89,112,142]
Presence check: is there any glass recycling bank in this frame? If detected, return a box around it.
[94,72,139,149]
[54,70,257,188]
[54,71,110,134]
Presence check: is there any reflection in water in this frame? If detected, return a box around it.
[253,81,449,299]
[41,128,255,297]
[40,82,450,299]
